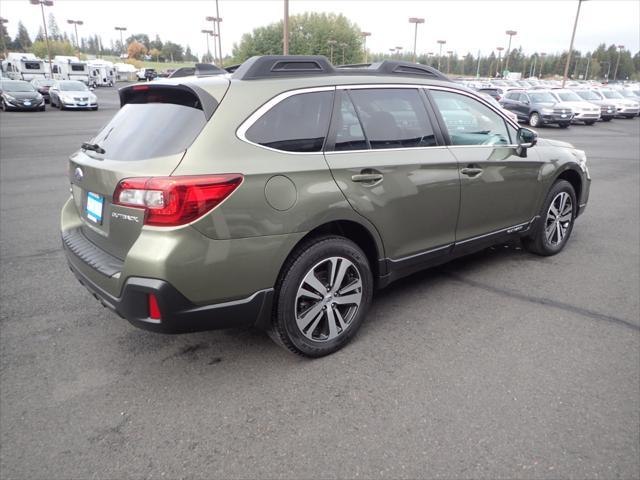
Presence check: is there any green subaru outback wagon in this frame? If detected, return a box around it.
[61,56,590,357]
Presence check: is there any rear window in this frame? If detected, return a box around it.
[24,62,41,70]
[245,91,333,152]
[90,90,208,161]
[71,64,85,72]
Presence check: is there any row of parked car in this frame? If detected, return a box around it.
[461,78,639,128]
[0,78,98,111]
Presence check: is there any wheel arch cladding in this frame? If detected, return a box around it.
[281,220,383,284]
[556,168,582,203]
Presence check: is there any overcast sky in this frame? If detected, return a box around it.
[2,0,639,59]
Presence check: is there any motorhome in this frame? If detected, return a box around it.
[51,56,89,84]
[87,60,116,87]
[1,53,47,81]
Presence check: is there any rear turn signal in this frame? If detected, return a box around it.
[113,174,243,226]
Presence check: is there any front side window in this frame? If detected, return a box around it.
[348,88,436,149]
[430,90,510,146]
[245,91,333,153]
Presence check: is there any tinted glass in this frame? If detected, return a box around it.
[59,81,88,91]
[349,88,436,149]
[246,91,333,152]
[576,90,600,100]
[505,92,519,100]
[557,91,582,102]
[334,93,367,151]
[601,90,623,99]
[24,62,41,70]
[529,92,556,103]
[71,64,85,72]
[431,90,510,146]
[90,103,207,161]
[1,81,35,92]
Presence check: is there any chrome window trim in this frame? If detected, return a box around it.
[236,82,521,155]
[236,86,335,156]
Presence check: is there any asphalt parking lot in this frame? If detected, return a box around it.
[1,86,639,479]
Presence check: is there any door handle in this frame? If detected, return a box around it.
[351,173,383,183]
[460,167,483,177]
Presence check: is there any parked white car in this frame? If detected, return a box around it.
[549,89,601,125]
[49,80,98,110]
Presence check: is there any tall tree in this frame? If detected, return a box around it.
[231,12,362,64]
[47,13,61,41]
[14,21,32,51]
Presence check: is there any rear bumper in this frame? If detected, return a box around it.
[67,256,274,333]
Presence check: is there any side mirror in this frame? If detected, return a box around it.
[516,127,537,157]
[522,100,530,105]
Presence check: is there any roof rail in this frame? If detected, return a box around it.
[194,63,226,76]
[233,55,335,80]
[231,55,450,82]
[369,60,450,81]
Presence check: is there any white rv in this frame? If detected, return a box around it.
[51,56,90,84]
[1,53,47,81]
[87,60,116,87]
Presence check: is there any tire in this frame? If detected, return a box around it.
[523,180,577,256]
[584,120,596,125]
[91,106,98,111]
[40,105,45,111]
[529,112,540,127]
[602,117,612,122]
[1,100,6,112]
[269,235,373,358]
[624,115,635,119]
[558,123,570,128]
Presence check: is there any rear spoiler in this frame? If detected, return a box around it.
[118,83,219,120]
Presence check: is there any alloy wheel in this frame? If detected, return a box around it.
[294,256,363,342]
[545,192,573,246]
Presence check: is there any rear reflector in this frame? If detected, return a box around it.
[113,174,243,226]
[148,294,161,320]
[132,85,150,91]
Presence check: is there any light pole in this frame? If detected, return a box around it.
[408,17,424,63]
[476,50,481,77]
[205,15,223,66]
[67,19,83,50]
[562,0,586,87]
[282,0,289,55]
[360,31,371,63]
[584,52,591,80]
[437,39,446,70]
[30,1,53,76]
[339,42,348,64]
[446,50,453,74]
[600,61,611,82]
[539,52,546,78]
[114,26,127,58]
[395,46,403,59]
[427,52,434,67]
[504,29,517,71]
[0,17,8,59]
[201,29,214,62]
[496,46,504,77]
[328,40,337,63]
[613,44,624,81]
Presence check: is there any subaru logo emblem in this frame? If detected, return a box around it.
[74,167,84,182]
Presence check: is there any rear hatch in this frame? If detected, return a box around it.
[68,80,229,260]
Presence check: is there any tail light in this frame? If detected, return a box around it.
[148,294,161,320]
[113,174,242,226]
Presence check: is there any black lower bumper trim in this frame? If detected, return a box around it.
[68,260,274,334]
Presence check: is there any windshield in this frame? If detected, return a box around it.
[1,82,35,92]
[557,91,583,102]
[529,92,556,103]
[601,90,624,99]
[33,79,55,87]
[620,90,637,98]
[576,90,600,100]
[59,81,88,91]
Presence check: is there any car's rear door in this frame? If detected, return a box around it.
[324,86,460,264]
[427,88,545,244]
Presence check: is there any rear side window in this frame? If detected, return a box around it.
[245,91,333,152]
[334,92,367,151]
[90,89,208,161]
[348,88,436,149]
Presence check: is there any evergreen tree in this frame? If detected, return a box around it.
[14,21,32,51]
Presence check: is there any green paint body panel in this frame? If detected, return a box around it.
[60,65,591,331]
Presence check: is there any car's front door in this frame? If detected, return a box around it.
[428,88,545,243]
[324,87,460,263]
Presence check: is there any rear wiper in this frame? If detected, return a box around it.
[81,142,105,154]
